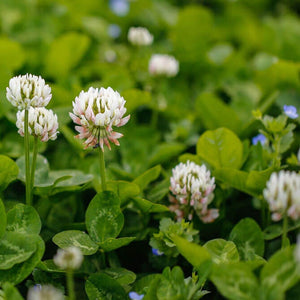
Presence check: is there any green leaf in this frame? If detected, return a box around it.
[172,235,212,281]
[6,204,41,235]
[133,165,162,191]
[0,235,45,285]
[196,128,243,169]
[195,93,241,133]
[261,246,300,296]
[148,144,186,167]
[85,273,127,300]
[229,218,264,260]
[85,191,124,243]
[0,232,36,269]
[0,155,19,192]
[204,239,240,264]
[99,237,135,252]
[0,198,6,239]
[106,180,140,204]
[132,198,169,213]
[100,267,136,286]
[208,43,233,65]
[45,32,90,79]
[16,154,49,186]
[52,230,99,255]
[214,168,273,197]
[210,262,259,300]
[1,282,24,300]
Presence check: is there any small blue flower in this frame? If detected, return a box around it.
[252,133,266,146]
[152,248,164,256]
[109,0,129,16]
[108,24,121,39]
[129,291,144,300]
[283,105,298,119]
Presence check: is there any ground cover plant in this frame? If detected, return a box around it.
[0,0,300,299]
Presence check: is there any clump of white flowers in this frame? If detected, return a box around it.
[27,285,64,300]
[149,54,179,77]
[6,74,52,110]
[53,246,83,270]
[16,107,59,142]
[169,160,218,223]
[263,171,300,221]
[128,26,153,46]
[70,87,130,151]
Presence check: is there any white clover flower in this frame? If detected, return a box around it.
[149,54,179,77]
[70,87,130,151]
[16,107,59,142]
[53,246,83,270]
[263,171,300,221]
[128,27,153,46]
[169,160,218,223]
[6,74,52,110]
[27,285,64,300]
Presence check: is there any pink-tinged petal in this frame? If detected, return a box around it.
[110,131,123,139]
[99,138,104,151]
[117,115,130,127]
[104,138,111,150]
[69,113,82,125]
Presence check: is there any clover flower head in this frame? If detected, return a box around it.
[263,171,300,221]
[252,133,266,146]
[6,74,52,110]
[27,285,64,300]
[53,246,83,270]
[152,248,164,256]
[128,27,153,46]
[16,107,59,142]
[129,291,144,300]
[169,160,218,223]
[70,87,130,151]
[149,54,179,77]
[283,105,298,119]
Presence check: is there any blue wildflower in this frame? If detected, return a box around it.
[152,248,164,256]
[252,133,266,146]
[108,24,121,39]
[109,0,129,16]
[129,291,144,300]
[283,105,298,119]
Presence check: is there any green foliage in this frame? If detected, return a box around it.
[0,155,19,192]
[196,128,244,169]
[150,218,199,257]
[85,191,125,244]
[0,199,6,239]
[52,230,99,255]
[229,218,265,261]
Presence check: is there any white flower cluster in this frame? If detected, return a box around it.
[149,54,179,77]
[16,107,59,142]
[70,87,130,150]
[128,27,153,46]
[6,74,52,110]
[264,171,300,221]
[169,160,218,223]
[27,285,64,300]
[53,246,83,270]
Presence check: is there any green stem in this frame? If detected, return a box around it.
[98,148,106,191]
[29,136,38,204]
[282,212,288,248]
[66,270,75,300]
[261,197,266,229]
[24,109,31,205]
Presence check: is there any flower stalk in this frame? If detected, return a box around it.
[99,147,107,191]
[66,270,75,300]
[282,212,288,248]
[30,136,38,199]
[24,109,31,205]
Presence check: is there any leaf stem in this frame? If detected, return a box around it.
[29,136,38,203]
[24,109,31,205]
[66,270,75,300]
[282,212,288,248]
[98,148,106,191]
